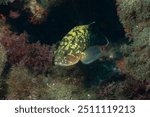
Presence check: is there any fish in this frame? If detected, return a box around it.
[54,22,108,66]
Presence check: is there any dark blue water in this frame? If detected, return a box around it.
[0,0,125,45]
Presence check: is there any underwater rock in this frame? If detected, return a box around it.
[117,0,150,80]
[45,77,96,100]
[121,26,150,80]
[116,0,150,37]
[0,43,7,76]
[46,79,78,100]
[6,64,96,100]
[97,75,150,100]
[6,65,48,99]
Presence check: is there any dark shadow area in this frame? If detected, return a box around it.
[0,0,125,44]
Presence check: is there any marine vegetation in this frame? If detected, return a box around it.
[6,65,47,99]
[0,17,54,74]
[97,75,150,100]
[116,0,150,37]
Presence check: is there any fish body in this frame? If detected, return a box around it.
[54,22,105,66]
[54,24,90,66]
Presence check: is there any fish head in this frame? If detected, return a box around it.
[54,47,82,66]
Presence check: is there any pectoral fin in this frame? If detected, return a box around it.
[80,46,101,64]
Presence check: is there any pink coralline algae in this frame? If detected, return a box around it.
[0,25,55,74]
[23,43,55,74]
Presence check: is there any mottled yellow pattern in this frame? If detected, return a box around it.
[54,24,90,66]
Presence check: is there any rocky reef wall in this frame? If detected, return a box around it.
[117,0,150,80]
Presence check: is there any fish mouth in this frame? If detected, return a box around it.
[55,63,72,67]
[54,61,75,67]
[54,54,80,66]
[54,59,79,66]
[54,59,68,66]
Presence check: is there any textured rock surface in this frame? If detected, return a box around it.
[0,43,6,76]
[117,0,150,80]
